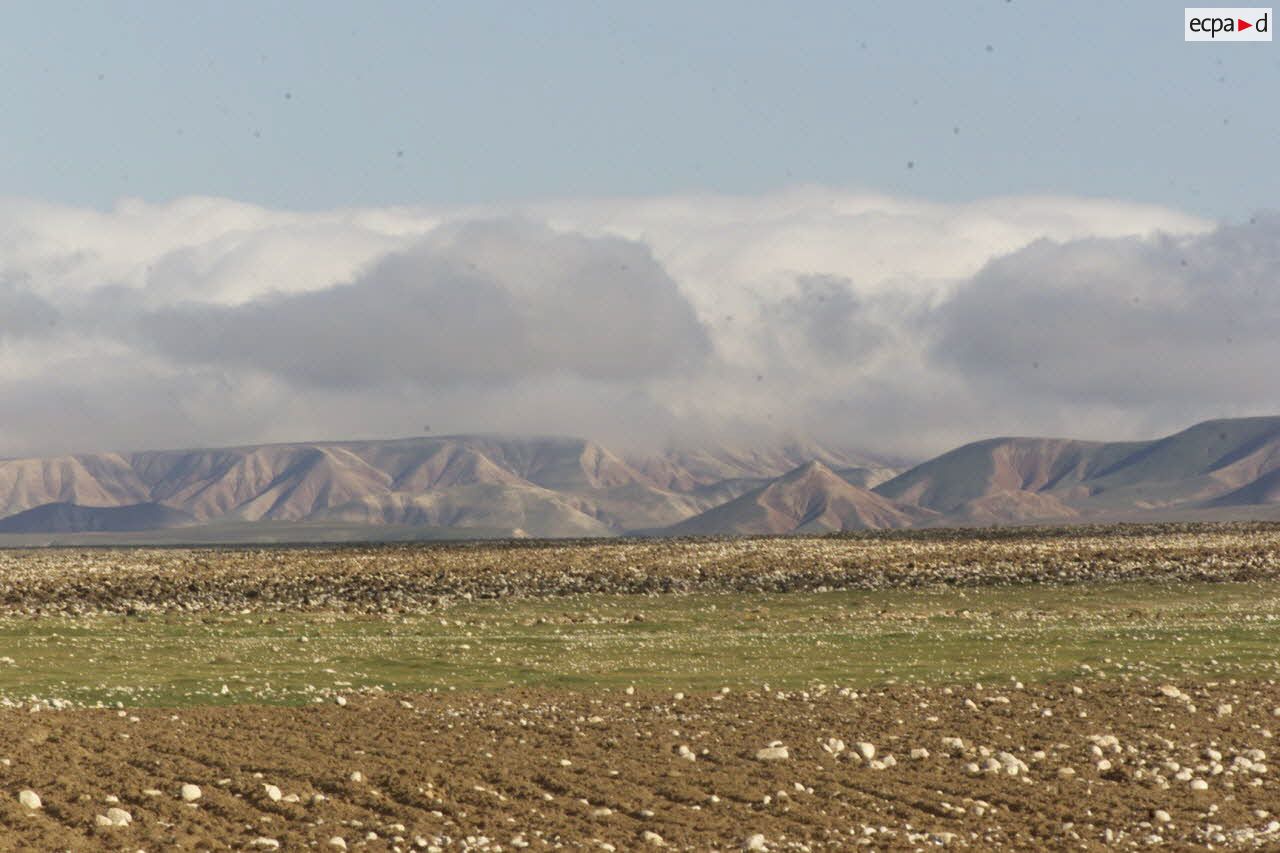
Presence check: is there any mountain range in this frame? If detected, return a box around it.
[1,416,1279,541]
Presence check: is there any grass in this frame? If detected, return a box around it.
[2,579,1279,707]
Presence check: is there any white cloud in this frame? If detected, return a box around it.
[2,187,1251,459]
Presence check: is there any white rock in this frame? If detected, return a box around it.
[95,814,115,827]
[910,748,930,760]
[755,746,789,761]
[854,742,876,761]
[1190,779,1209,791]
[180,783,202,802]
[1153,809,1171,824]
[263,784,282,802]
[251,839,280,850]
[641,830,665,846]
[105,806,132,826]
[18,790,41,809]
[349,770,365,783]
[328,837,348,850]
[744,834,768,852]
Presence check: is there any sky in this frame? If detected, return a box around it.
[0,2,1277,459]
[3,1,1277,216]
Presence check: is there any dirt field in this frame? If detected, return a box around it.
[3,526,1280,850]
[2,681,1279,850]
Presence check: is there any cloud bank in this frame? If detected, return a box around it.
[3,187,1270,459]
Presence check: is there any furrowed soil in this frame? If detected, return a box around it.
[2,682,1279,850]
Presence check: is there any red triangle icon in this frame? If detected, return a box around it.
[1239,18,1253,30]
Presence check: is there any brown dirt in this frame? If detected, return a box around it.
[1,680,1278,850]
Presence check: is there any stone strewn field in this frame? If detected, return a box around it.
[2,523,1280,615]
[3,525,1280,850]
[2,681,1279,851]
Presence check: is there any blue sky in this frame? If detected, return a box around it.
[2,1,1276,218]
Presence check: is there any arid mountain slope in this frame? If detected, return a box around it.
[665,461,934,535]
[0,435,898,537]
[875,416,1280,525]
[4,418,1279,538]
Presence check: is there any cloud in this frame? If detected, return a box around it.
[0,280,60,340]
[930,215,1280,421]
[138,220,711,387]
[5,187,1266,460]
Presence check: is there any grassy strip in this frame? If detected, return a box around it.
[1,579,1278,707]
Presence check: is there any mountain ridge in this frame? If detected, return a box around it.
[3,417,1280,539]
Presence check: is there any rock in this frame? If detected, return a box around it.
[996,752,1027,776]
[335,696,347,707]
[95,814,115,827]
[910,748,930,760]
[105,807,132,826]
[251,839,280,850]
[180,783,202,802]
[18,789,41,809]
[1217,703,1233,716]
[329,838,348,850]
[1158,685,1182,699]
[1190,779,1209,791]
[641,830,665,846]
[349,771,364,783]
[755,745,789,761]
[1153,809,1172,824]
[853,742,876,761]
[263,784,282,802]
[744,834,768,851]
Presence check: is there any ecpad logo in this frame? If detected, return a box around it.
[1185,7,1272,40]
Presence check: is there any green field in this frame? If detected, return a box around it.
[2,579,1278,708]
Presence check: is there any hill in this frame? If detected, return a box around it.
[0,502,194,533]
[665,461,935,535]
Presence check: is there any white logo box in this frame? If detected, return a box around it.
[1185,7,1272,40]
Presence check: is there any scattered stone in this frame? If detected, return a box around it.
[755,744,789,761]
[18,790,40,810]
[180,783,202,802]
